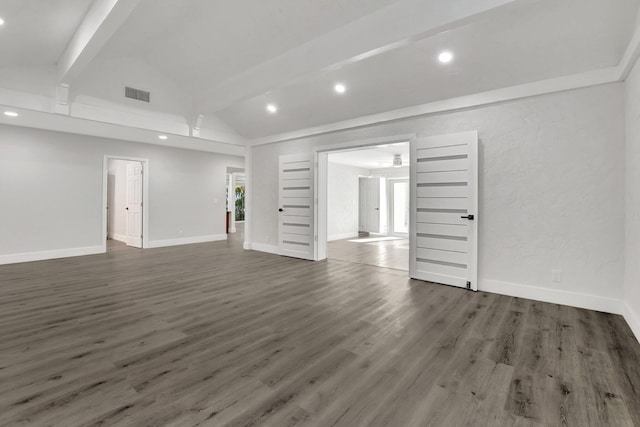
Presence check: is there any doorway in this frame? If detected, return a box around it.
[321,142,411,271]
[389,179,409,236]
[311,131,479,290]
[103,156,149,253]
[226,167,245,242]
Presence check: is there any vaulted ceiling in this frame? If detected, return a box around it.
[0,0,639,154]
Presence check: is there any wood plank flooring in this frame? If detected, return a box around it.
[0,233,639,426]
[328,236,409,271]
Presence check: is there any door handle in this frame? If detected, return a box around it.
[461,214,474,220]
[278,208,284,212]
[126,207,129,211]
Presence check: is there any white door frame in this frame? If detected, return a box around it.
[102,155,150,252]
[314,133,416,261]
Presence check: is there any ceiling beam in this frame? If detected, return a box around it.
[197,0,521,113]
[616,7,640,80]
[57,0,142,85]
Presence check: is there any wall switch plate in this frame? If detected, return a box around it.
[552,269,563,283]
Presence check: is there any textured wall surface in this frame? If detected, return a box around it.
[250,83,626,301]
[625,58,640,331]
[0,124,244,257]
[327,162,368,240]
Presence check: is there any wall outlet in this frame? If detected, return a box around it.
[552,269,563,283]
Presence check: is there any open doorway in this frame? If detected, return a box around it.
[324,142,410,271]
[103,156,149,253]
[226,167,245,243]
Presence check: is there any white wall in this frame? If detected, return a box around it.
[625,57,640,339]
[327,162,368,240]
[107,159,138,242]
[0,124,244,263]
[249,83,625,313]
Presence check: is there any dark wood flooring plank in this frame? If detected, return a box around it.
[0,231,639,426]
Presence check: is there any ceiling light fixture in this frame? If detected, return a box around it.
[393,154,402,168]
[438,51,454,64]
[158,135,168,140]
[334,83,346,94]
[266,103,278,113]
[3,111,18,117]
[0,17,5,26]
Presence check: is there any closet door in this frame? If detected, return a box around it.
[359,177,381,233]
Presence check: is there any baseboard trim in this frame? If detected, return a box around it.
[247,242,280,255]
[0,245,105,265]
[328,232,359,241]
[146,234,227,249]
[480,279,623,315]
[623,302,640,344]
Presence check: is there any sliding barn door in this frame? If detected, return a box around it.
[410,131,478,290]
[278,153,315,260]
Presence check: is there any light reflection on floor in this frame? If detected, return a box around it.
[328,235,409,271]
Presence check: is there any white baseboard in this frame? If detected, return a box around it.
[110,233,127,243]
[146,234,227,249]
[0,245,104,265]
[623,302,640,344]
[480,279,623,315]
[328,232,359,241]
[246,242,280,255]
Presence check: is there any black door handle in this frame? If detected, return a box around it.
[461,214,474,220]
[126,207,129,210]
[278,208,283,212]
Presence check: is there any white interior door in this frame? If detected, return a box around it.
[278,153,315,260]
[410,131,478,290]
[359,177,381,233]
[126,162,143,248]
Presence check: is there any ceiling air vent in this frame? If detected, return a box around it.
[125,86,150,103]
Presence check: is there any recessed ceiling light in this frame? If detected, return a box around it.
[158,135,168,140]
[4,111,18,117]
[334,83,346,94]
[266,104,278,113]
[0,17,5,26]
[438,51,454,64]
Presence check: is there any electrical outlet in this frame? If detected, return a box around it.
[552,269,563,283]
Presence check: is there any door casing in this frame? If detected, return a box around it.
[314,134,416,261]
[102,155,150,253]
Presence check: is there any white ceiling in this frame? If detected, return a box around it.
[0,0,639,149]
[216,0,640,138]
[98,0,397,96]
[0,0,94,67]
[329,142,410,169]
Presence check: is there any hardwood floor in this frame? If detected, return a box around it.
[328,235,409,271]
[1,234,639,426]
